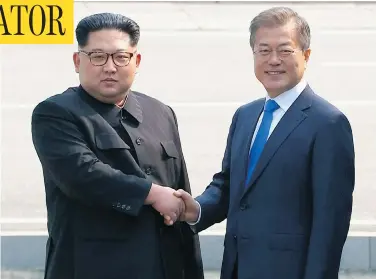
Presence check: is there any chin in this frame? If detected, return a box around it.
[98,90,120,99]
[264,84,288,96]
[265,81,285,89]
[100,85,119,94]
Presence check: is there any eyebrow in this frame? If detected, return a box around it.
[258,42,293,47]
[90,48,128,52]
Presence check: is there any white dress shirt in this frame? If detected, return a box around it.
[249,78,307,149]
[189,78,308,225]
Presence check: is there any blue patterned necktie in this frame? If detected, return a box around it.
[245,99,280,186]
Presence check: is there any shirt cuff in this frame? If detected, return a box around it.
[187,201,201,226]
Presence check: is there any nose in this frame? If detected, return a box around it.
[103,55,117,73]
[268,50,281,66]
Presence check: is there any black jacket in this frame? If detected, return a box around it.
[31,86,204,279]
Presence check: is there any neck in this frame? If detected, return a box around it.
[267,90,283,99]
[115,94,128,108]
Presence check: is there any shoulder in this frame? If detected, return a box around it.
[41,86,79,105]
[309,89,350,127]
[232,97,265,121]
[300,88,352,139]
[131,90,176,119]
[131,90,169,109]
[239,98,265,112]
[32,87,81,118]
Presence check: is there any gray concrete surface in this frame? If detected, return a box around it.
[2,234,376,271]
[1,0,376,272]
[2,270,376,279]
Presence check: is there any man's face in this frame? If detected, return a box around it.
[73,29,141,104]
[253,21,311,97]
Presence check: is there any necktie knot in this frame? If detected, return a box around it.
[264,100,279,112]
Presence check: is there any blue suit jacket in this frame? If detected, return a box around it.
[195,85,355,279]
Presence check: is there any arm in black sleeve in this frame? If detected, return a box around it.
[31,100,152,216]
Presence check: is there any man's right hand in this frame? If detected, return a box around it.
[172,189,200,224]
[145,184,185,225]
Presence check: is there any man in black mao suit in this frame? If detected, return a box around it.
[31,13,203,279]
[171,7,355,279]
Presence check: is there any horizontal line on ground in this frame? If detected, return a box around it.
[320,30,376,34]
[1,100,376,109]
[0,218,47,224]
[2,218,376,225]
[2,230,376,237]
[0,231,48,236]
[349,231,376,237]
[322,62,376,67]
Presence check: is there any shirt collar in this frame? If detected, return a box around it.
[266,78,307,112]
[123,91,143,123]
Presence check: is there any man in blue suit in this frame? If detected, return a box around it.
[168,6,355,279]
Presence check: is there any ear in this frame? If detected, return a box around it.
[73,52,80,73]
[135,53,141,68]
[303,48,311,64]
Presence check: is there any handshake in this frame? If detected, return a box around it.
[145,183,200,225]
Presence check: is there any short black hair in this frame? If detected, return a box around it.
[75,13,140,47]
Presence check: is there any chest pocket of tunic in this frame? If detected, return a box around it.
[95,133,131,150]
[160,140,179,160]
[94,133,131,168]
[159,140,180,187]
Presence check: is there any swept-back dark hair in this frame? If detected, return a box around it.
[75,13,140,47]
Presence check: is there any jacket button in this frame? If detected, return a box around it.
[233,235,237,239]
[240,204,248,211]
[136,137,142,145]
[145,167,152,175]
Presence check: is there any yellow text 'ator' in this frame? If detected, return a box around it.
[0,0,73,44]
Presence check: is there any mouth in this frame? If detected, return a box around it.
[265,71,286,75]
[102,78,117,82]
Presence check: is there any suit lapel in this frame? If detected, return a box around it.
[242,87,313,196]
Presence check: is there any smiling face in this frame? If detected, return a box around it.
[253,20,311,98]
[73,29,141,104]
